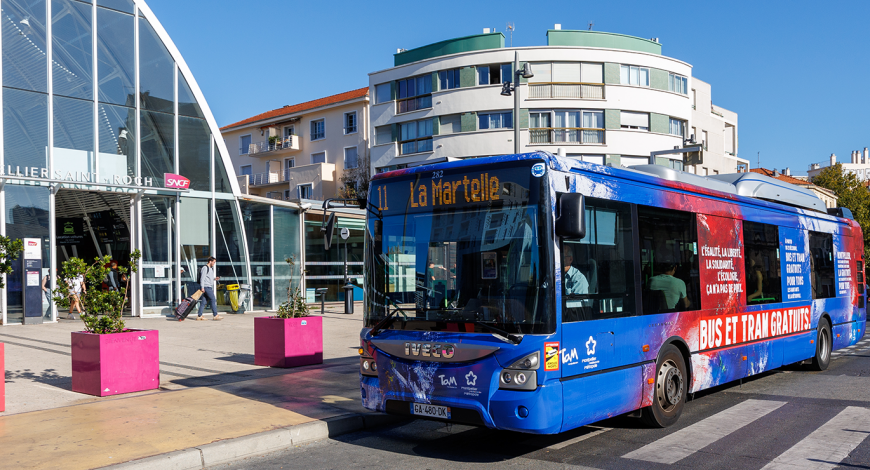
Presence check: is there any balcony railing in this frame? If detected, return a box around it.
[529,128,605,144]
[528,83,605,100]
[245,135,299,156]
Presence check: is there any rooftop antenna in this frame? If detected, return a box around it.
[757,151,760,169]
[506,22,515,47]
[588,21,594,31]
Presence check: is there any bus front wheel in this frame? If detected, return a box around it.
[810,318,832,371]
[642,344,687,428]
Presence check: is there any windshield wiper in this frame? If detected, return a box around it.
[474,321,522,345]
[370,295,410,337]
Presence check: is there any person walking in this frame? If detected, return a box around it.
[196,257,222,321]
[68,273,85,319]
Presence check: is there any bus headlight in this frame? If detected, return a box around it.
[360,355,377,377]
[508,351,540,370]
[499,351,539,391]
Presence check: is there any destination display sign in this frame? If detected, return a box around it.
[371,162,542,214]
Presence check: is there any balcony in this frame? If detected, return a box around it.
[240,163,336,201]
[529,128,605,144]
[243,135,300,157]
[528,83,605,100]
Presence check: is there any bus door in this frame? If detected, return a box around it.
[559,198,640,429]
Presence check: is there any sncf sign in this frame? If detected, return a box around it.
[164,173,190,189]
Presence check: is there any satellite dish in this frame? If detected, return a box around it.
[322,212,336,251]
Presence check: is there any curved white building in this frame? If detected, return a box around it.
[369,29,742,175]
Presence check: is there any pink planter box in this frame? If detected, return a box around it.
[71,330,160,397]
[1,342,5,412]
[254,316,323,368]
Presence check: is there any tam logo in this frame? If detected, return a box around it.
[27,241,38,246]
[164,173,190,189]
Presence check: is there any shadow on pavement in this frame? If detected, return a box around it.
[5,368,73,391]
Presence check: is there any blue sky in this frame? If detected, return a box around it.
[146,0,870,175]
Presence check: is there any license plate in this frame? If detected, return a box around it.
[411,403,451,419]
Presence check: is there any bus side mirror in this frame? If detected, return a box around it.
[555,193,585,239]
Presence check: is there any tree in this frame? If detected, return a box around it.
[337,151,371,201]
[0,237,23,289]
[52,251,141,334]
[811,163,870,276]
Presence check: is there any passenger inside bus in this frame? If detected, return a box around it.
[649,263,689,309]
[746,251,765,302]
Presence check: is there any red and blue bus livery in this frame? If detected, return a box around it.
[359,151,865,433]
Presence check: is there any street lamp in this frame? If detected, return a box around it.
[500,51,533,154]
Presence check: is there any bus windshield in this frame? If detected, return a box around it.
[365,160,553,335]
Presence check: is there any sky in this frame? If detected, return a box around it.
[145,0,870,176]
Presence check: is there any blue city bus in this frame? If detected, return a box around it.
[359,151,865,433]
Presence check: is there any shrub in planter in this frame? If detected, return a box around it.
[255,257,322,367]
[52,252,159,396]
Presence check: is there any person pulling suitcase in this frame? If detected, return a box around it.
[197,257,222,321]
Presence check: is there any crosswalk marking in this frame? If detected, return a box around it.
[762,406,870,470]
[622,399,786,464]
[546,426,610,450]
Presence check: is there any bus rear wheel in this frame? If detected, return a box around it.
[810,318,832,371]
[642,344,687,428]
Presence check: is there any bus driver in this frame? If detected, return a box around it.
[563,246,589,295]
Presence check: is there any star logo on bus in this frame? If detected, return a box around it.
[586,336,597,356]
[465,371,477,386]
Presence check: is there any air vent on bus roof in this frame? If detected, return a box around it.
[707,172,826,212]
[625,164,826,213]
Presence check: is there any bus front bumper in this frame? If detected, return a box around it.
[360,374,563,434]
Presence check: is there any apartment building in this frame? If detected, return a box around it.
[369,28,745,174]
[221,88,369,201]
[691,78,740,175]
[807,148,870,182]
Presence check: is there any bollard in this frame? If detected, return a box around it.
[1,342,4,412]
[343,281,354,315]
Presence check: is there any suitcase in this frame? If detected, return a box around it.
[174,290,203,321]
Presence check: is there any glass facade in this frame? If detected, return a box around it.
[0,0,259,324]
[304,213,364,302]
[0,0,347,324]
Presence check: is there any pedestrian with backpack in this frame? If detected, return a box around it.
[196,257,222,321]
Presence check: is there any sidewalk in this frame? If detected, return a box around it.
[0,303,388,469]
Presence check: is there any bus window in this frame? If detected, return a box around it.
[743,221,782,304]
[809,231,835,299]
[638,206,701,314]
[561,198,636,322]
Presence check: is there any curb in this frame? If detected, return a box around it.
[102,413,406,469]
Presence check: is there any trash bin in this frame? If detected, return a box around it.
[343,281,354,315]
[236,284,251,314]
[226,284,251,314]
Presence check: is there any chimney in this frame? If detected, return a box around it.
[785,167,791,176]
[554,24,562,30]
[831,153,836,166]
[865,147,869,165]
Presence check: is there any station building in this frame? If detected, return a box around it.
[0,0,315,324]
[369,27,745,176]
